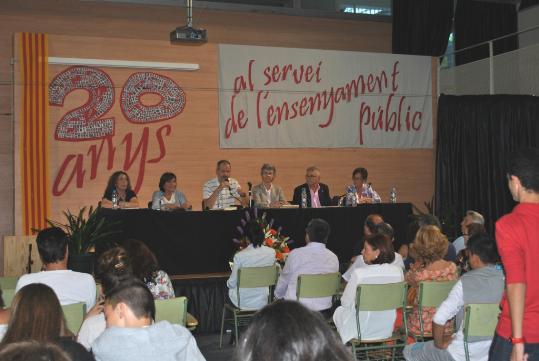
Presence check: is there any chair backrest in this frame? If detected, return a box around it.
[419,280,457,308]
[356,282,408,312]
[62,302,86,334]
[296,272,341,299]
[155,296,188,326]
[237,265,279,289]
[464,303,501,338]
[0,276,19,290]
[2,288,16,308]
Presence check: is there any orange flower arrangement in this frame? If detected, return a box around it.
[233,208,293,262]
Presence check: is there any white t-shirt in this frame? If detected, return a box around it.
[342,252,405,282]
[16,270,96,310]
[78,313,106,350]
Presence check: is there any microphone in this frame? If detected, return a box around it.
[247,182,252,190]
[247,182,253,208]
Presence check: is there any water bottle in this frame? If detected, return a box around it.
[111,189,119,209]
[346,192,357,207]
[158,192,165,211]
[389,186,397,203]
[301,188,308,208]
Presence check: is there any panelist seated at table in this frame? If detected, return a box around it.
[344,167,381,204]
[203,159,247,210]
[151,172,192,211]
[101,171,139,209]
[252,163,287,208]
[292,166,332,208]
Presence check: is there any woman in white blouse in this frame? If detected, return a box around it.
[333,233,404,344]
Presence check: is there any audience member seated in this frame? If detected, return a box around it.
[0,284,93,360]
[334,233,404,343]
[0,341,76,361]
[350,214,384,263]
[15,227,96,310]
[292,166,332,208]
[122,239,175,300]
[151,172,192,211]
[455,223,487,275]
[274,218,339,312]
[227,220,276,310]
[78,247,134,350]
[343,222,405,282]
[252,164,287,208]
[234,300,354,361]
[404,234,504,361]
[91,280,206,361]
[406,225,458,337]
[101,171,139,209]
[203,160,246,210]
[0,289,9,341]
[401,215,457,269]
[344,167,381,204]
[453,211,485,254]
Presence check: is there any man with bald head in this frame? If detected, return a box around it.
[349,214,384,263]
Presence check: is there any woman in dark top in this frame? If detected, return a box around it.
[101,171,139,209]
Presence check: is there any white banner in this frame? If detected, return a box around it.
[219,44,433,149]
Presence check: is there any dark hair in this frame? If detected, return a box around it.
[417,214,442,228]
[1,284,69,346]
[36,227,68,264]
[121,239,159,282]
[235,300,354,361]
[103,171,133,198]
[306,218,330,244]
[260,164,276,175]
[364,214,383,234]
[374,222,394,240]
[216,160,231,169]
[245,220,265,248]
[0,341,73,361]
[352,167,368,180]
[507,148,539,192]
[96,247,134,294]
[467,233,499,265]
[364,233,395,265]
[158,172,176,192]
[106,280,155,321]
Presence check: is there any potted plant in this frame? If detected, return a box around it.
[46,206,121,274]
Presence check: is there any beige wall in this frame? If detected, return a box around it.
[0,0,435,273]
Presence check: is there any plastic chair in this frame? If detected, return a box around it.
[0,276,19,290]
[155,296,188,326]
[463,303,501,361]
[296,272,341,299]
[62,302,86,334]
[351,282,408,361]
[415,280,457,340]
[219,264,279,348]
[2,289,15,308]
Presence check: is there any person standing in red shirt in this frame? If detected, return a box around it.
[490,147,539,361]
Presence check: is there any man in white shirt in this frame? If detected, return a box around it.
[403,234,504,361]
[343,222,404,282]
[202,160,246,210]
[92,280,206,361]
[274,218,339,312]
[15,227,96,310]
[453,211,485,254]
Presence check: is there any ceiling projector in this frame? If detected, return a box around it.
[170,26,207,43]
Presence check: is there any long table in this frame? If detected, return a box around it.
[99,203,413,276]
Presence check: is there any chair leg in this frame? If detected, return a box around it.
[234,312,239,346]
[219,306,227,348]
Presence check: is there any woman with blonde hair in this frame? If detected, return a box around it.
[406,225,458,336]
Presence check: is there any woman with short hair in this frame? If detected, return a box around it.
[252,164,287,208]
[406,225,458,336]
[151,172,191,210]
[333,233,404,343]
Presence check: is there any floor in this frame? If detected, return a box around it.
[195,332,236,361]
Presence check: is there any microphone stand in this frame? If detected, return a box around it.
[247,182,253,208]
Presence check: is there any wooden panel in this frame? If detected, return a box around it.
[3,235,42,277]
